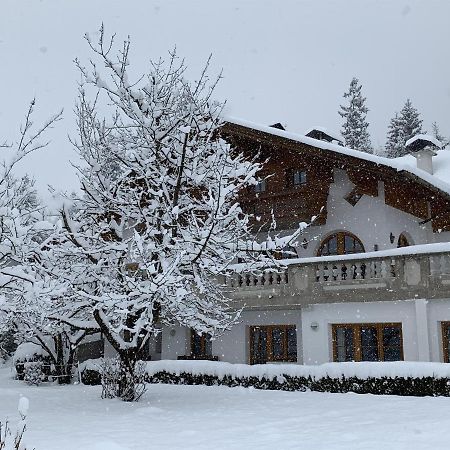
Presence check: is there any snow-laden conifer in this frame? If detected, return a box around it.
[386,99,423,157]
[339,77,372,153]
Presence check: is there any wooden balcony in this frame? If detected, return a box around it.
[225,243,450,308]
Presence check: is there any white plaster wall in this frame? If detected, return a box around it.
[301,300,419,364]
[213,309,302,364]
[280,169,436,258]
[103,340,116,358]
[160,309,302,364]
[161,324,190,360]
[427,298,450,362]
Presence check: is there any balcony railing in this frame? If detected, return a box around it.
[225,243,450,307]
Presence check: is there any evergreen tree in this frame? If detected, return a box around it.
[339,77,372,153]
[386,99,423,157]
[385,113,404,157]
[399,99,423,142]
[431,122,448,148]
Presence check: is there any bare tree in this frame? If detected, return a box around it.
[41,27,306,401]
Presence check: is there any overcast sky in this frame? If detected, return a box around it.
[1,0,449,198]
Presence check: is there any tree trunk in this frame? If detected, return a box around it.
[117,351,138,402]
[54,334,72,384]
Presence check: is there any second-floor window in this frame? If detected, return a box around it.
[254,179,267,193]
[318,232,364,256]
[291,170,307,186]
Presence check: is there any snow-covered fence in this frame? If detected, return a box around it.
[80,359,450,397]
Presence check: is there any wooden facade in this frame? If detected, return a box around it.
[222,122,450,232]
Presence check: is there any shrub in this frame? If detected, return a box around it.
[23,361,44,386]
[13,343,51,381]
[100,357,147,401]
[79,360,450,397]
[80,368,102,386]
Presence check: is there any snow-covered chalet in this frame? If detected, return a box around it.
[80,119,450,366]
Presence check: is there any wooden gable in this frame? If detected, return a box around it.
[222,122,450,232]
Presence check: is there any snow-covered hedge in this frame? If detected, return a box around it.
[79,359,450,397]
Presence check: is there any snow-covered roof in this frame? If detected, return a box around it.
[405,134,442,149]
[225,116,450,197]
[304,126,342,143]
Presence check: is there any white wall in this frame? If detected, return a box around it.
[214,309,302,364]
[156,299,450,365]
[301,300,420,364]
[161,325,190,360]
[160,309,302,364]
[280,169,442,258]
[427,299,450,362]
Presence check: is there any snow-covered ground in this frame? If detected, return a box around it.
[1,366,450,449]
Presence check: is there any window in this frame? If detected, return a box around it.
[344,188,363,206]
[318,232,364,256]
[441,322,450,362]
[76,337,105,363]
[290,170,307,186]
[397,233,410,248]
[250,325,297,364]
[254,179,267,193]
[191,330,212,358]
[332,323,403,362]
[293,170,307,186]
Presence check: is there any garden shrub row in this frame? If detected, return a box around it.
[79,361,450,397]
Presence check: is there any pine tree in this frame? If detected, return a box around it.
[385,113,404,158]
[400,99,423,143]
[431,122,448,148]
[385,99,423,157]
[339,77,372,153]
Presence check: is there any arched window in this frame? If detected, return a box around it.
[397,233,410,248]
[317,232,364,256]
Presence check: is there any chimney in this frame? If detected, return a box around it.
[405,134,441,175]
[414,148,436,174]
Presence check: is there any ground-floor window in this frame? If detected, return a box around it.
[76,335,105,363]
[250,325,297,364]
[441,322,450,362]
[332,323,403,362]
[191,330,212,358]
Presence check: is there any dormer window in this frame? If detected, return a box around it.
[290,170,307,186]
[254,179,267,193]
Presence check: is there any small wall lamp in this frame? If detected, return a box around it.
[389,232,395,244]
[310,322,319,331]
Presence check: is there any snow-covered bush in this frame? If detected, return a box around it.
[13,342,51,381]
[100,357,146,401]
[23,361,44,386]
[80,360,450,397]
[145,364,450,397]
